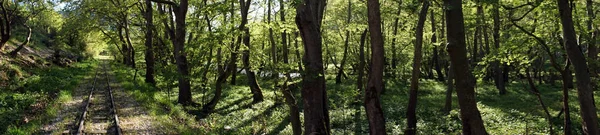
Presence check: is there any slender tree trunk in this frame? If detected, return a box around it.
[280,0,289,77]
[336,0,352,84]
[9,25,31,57]
[365,0,387,133]
[294,32,303,72]
[561,62,573,135]
[586,0,598,76]
[390,1,402,75]
[295,0,330,133]
[282,79,301,135]
[556,0,600,134]
[229,0,237,85]
[278,1,299,133]
[144,0,156,85]
[443,63,454,114]
[431,7,444,82]
[493,3,506,95]
[117,25,130,66]
[405,2,429,134]
[523,67,555,135]
[472,4,482,66]
[239,0,264,103]
[354,29,368,134]
[268,0,278,78]
[444,0,488,134]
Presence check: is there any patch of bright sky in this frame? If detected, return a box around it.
[52,1,66,11]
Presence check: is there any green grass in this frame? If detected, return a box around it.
[109,61,600,134]
[110,62,205,134]
[0,60,97,134]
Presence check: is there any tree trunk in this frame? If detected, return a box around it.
[149,0,192,105]
[390,1,402,75]
[294,32,303,73]
[443,0,488,134]
[295,0,330,133]
[587,0,599,77]
[9,25,31,57]
[431,7,444,82]
[336,0,352,84]
[355,29,368,134]
[443,63,454,114]
[282,79,301,135]
[493,3,506,95]
[123,17,136,68]
[556,0,600,134]
[278,1,299,133]
[144,0,156,85]
[524,68,555,135]
[268,0,278,78]
[561,62,573,135]
[239,0,264,103]
[472,4,482,66]
[117,25,131,66]
[0,2,12,51]
[365,0,387,133]
[280,0,288,77]
[405,2,429,134]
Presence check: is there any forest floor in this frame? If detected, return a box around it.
[3,48,598,134]
[109,60,600,134]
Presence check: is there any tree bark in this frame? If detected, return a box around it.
[472,4,482,66]
[295,0,330,133]
[268,0,278,78]
[443,0,488,134]
[117,25,131,66]
[150,0,192,105]
[405,2,429,134]
[144,0,156,85]
[431,7,444,82]
[390,1,402,75]
[355,29,368,134]
[280,0,289,77]
[9,25,31,57]
[523,67,555,135]
[239,0,264,103]
[0,2,12,51]
[336,0,352,84]
[294,32,303,73]
[586,0,598,76]
[556,0,600,134]
[443,63,454,114]
[492,3,506,95]
[365,0,387,133]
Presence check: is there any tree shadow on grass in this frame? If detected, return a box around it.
[215,97,253,115]
[266,116,290,135]
[236,103,281,128]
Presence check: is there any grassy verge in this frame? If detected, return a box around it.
[0,60,97,134]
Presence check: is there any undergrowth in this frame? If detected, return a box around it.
[110,61,599,134]
[0,60,97,134]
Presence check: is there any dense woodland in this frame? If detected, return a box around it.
[0,0,600,134]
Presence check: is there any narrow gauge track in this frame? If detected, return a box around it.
[75,62,121,135]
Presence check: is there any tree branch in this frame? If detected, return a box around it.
[149,0,178,7]
[510,20,562,71]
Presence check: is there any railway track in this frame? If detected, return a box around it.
[75,62,121,135]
